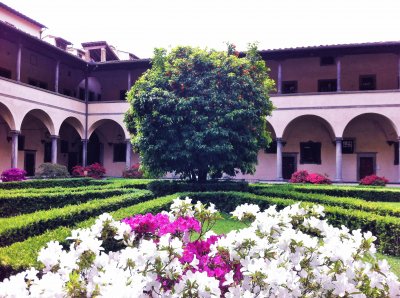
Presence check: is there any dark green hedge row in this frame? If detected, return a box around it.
[147,180,249,196]
[249,185,400,217]
[0,195,175,281]
[0,190,153,247]
[0,178,95,190]
[285,184,400,202]
[182,191,400,256]
[0,188,141,217]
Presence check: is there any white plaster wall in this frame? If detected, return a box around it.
[0,8,42,38]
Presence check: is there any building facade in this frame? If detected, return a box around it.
[1,3,400,182]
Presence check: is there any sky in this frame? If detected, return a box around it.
[3,0,400,59]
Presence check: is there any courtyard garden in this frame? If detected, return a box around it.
[1,177,400,296]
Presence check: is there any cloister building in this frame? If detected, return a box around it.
[1,3,400,182]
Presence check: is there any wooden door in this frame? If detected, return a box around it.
[24,151,35,176]
[359,156,374,179]
[283,155,296,180]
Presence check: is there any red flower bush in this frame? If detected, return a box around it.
[1,168,27,182]
[289,170,331,184]
[123,163,143,179]
[71,163,106,179]
[360,175,388,186]
[289,170,309,183]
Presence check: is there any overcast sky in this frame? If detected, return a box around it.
[4,0,400,59]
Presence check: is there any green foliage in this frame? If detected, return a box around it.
[125,44,274,181]
[35,163,70,179]
[147,180,249,196]
[249,184,400,217]
[0,178,94,190]
[0,190,153,247]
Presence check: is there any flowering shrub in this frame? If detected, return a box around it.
[290,170,331,184]
[1,198,399,297]
[122,163,143,178]
[360,174,389,186]
[1,168,27,182]
[289,170,309,183]
[71,163,106,179]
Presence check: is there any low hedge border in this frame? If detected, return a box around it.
[181,191,400,256]
[0,190,153,247]
[286,184,400,202]
[0,188,142,217]
[249,185,400,218]
[0,178,95,190]
[0,195,175,281]
[147,180,249,196]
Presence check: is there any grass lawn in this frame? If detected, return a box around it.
[211,213,400,278]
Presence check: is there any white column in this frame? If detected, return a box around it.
[16,43,22,82]
[100,48,107,62]
[128,71,132,90]
[398,55,400,89]
[277,62,282,94]
[51,135,58,164]
[398,137,400,183]
[82,139,88,167]
[125,139,132,169]
[55,60,60,93]
[11,130,20,168]
[276,138,283,180]
[336,57,341,92]
[335,137,343,182]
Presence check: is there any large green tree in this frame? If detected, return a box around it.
[124,44,274,181]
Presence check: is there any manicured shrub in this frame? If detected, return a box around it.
[289,170,331,184]
[122,163,143,178]
[1,168,26,182]
[289,170,309,183]
[360,174,389,186]
[72,163,106,179]
[35,163,69,179]
[0,178,94,190]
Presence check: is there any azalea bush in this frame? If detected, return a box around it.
[360,174,389,186]
[122,163,143,179]
[290,170,331,184]
[72,163,106,179]
[1,168,27,182]
[1,198,399,297]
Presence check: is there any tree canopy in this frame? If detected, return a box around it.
[124,44,274,181]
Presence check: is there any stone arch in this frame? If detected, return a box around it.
[21,109,55,135]
[0,102,16,131]
[266,120,277,139]
[282,114,336,141]
[88,119,126,140]
[58,116,84,139]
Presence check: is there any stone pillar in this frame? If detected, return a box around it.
[125,139,132,169]
[16,43,22,82]
[128,71,132,90]
[100,48,107,62]
[10,130,20,168]
[277,62,282,94]
[82,139,88,167]
[398,137,400,182]
[276,138,283,180]
[51,135,59,164]
[335,137,343,182]
[336,57,341,92]
[55,60,60,93]
[398,55,400,89]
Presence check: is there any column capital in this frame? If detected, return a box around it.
[81,139,88,143]
[335,137,343,142]
[10,130,21,135]
[276,137,284,142]
[397,136,400,141]
[50,135,60,139]
[125,139,131,143]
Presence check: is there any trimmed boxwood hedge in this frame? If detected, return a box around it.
[0,178,95,190]
[249,185,400,217]
[286,184,400,202]
[147,180,249,196]
[0,188,141,217]
[0,190,153,247]
[0,195,175,281]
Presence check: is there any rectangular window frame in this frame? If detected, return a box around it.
[318,79,337,92]
[282,81,298,94]
[342,138,355,154]
[300,141,321,164]
[359,74,376,91]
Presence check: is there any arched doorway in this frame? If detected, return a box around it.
[20,109,55,176]
[58,117,84,173]
[282,115,336,180]
[343,113,398,181]
[0,103,15,172]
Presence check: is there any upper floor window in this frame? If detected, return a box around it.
[394,142,399,165]
[359,75,376,91]
[0,67,11,79]
[300,141,321,164]
[320,56,335,66]
[28,78,48,90]
[318,79,337,92]
[120,90,127,100]
[282,81,298,94]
